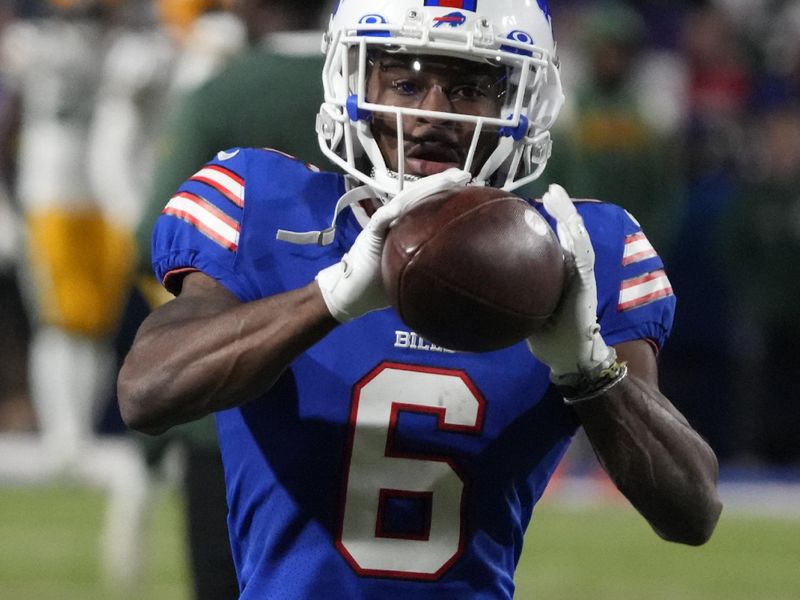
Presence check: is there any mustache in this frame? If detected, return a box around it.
[404,129,459,147]
[372,119,465,162]
[405,138,464,163]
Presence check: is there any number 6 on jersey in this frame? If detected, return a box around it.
[337,362,486,579]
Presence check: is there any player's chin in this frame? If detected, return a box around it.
[405,158,462,177]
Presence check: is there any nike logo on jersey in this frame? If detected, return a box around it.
[394,330,456,353]
[217,149,240,161]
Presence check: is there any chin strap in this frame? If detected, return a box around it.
[276,185,378,246]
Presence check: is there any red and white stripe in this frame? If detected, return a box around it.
[190,165,245,208]
[163,192,240,251]
[618,269,673,312]
[622,232,657,266]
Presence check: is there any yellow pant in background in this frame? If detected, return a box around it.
[26,209,135,338]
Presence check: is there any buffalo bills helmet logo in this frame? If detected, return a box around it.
[433,11,467,28]
[359,14,387,25]
[358,13,390,37]
[501,30,535,56]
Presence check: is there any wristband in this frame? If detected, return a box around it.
[556,360,629,405]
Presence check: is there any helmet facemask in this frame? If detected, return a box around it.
[317,5,564,197]
[365,51,509,183]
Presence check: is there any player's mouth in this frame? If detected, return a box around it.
[405,141,463,176]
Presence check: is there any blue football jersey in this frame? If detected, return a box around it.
[152,148,675,599]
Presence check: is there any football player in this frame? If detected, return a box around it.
[119,1,722,597]
[1,0,128,467]
[87,0,246,592]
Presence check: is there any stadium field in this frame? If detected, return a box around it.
[518,501,800,599]
[0,484,798,599]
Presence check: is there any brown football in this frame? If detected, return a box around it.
[381,186,566,352]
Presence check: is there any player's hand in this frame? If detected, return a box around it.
[316,168,471,322]
[526,184,616,385]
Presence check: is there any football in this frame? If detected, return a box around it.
[381,186,567,352]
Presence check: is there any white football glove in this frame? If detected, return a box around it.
[526,184,617,385]
[316,168,471,322]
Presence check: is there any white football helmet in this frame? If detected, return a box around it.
[317,0,564,197]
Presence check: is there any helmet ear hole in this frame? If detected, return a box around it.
[347,95,372,122]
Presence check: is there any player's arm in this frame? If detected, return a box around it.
[528,185,721,546]
[119,168,470,435]
[118,272,337,435]
[573,338,721,546]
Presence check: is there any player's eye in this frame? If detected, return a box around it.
[450,84,488,101]
[449,75,507,105]
[391,78,422,96]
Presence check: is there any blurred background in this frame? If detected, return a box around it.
[0,0,798,598]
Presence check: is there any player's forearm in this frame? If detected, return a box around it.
[574,374,722,546]
[118,281,338,435]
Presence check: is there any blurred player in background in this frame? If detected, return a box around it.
[86,0,246,594]
[0,0,164,591]
[0,0,129,470]
[119,1,722,597]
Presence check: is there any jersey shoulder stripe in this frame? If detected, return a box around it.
[618,269,673,312]
[189,164,245,208]
[562,199,675,349]
[622,232,657,266]
[162,191,240,252]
